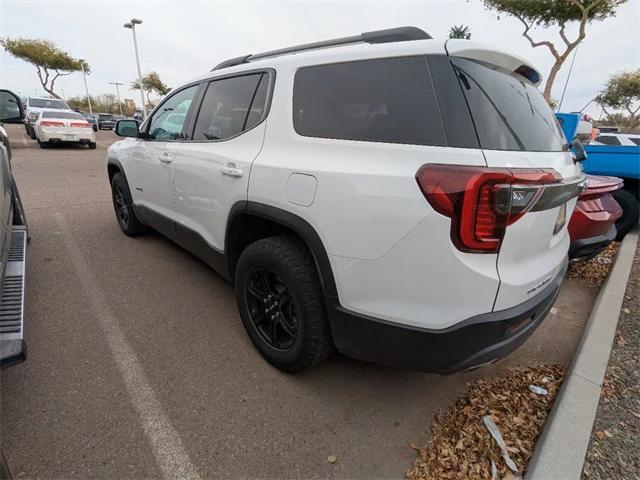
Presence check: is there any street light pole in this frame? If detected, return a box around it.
[124,18,147,118]
[80,61,93,116]
[109,82,124,116]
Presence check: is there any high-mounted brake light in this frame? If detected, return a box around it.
[416,164,561,253]
[40,120,65,127]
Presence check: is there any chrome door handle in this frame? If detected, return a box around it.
[158,153,173,164]
[221,164,243,177]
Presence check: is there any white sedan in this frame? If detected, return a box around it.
[34,109,96,149]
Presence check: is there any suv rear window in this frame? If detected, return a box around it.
[451,58,565,152]
[293,57,446,147]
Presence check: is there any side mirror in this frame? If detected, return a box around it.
[0,89,24,124]
[115,119,140,138]
[572,139,587,163]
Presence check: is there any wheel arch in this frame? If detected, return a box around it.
[107,158,125,184]
[225,201,338,301]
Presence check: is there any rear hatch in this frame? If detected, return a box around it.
[446,41,585,310]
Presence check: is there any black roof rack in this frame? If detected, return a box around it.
[212,26,431,71]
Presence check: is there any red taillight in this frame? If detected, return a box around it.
[70,121,91,128]
[416,164,561,253]
[40,120,65,127]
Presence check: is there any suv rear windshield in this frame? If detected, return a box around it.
[29,98,69,109]
[42,111,83,119]
[451,58,565,152]
[98,114,114,119]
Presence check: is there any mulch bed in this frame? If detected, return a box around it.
[407,365,565,480]
[582,243,640,479]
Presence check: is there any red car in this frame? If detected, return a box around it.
[568,175,623,260]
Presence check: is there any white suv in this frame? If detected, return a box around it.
[107,27,586,373]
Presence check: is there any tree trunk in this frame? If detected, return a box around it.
[543,60,563,102]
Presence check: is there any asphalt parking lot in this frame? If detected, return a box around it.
[0,123,597,479]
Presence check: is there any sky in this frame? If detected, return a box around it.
[1,0,638,118]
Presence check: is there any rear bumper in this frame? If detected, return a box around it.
[569,225,617,261]
[328,258,566,374]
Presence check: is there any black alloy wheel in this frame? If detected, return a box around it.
[245,266,298,350]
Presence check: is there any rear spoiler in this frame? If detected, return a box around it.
[445,39,542,86]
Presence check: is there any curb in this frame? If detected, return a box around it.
[526,227,639,480]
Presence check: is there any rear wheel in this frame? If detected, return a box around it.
[613,189,639,240]
[38,141,48,149]
[88,141,97,149]
[110,172,148,236]
[29,127,36,140]
[235,236,333,373]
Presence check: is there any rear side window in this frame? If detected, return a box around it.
[193,73,266,141]
[452,58,565,152]
[595,135,622,146]
[630,137,640,146]
[293,57,446,147]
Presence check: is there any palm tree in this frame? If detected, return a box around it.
[449,25,471,40]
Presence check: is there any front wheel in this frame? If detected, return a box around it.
[110,172,148,236]
[235,236,333,373]
[612,189,639,241]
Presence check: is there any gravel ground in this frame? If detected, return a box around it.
[582,242,640,480]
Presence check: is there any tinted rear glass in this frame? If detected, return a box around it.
[99,114,114,119]
[595,135,621,146]
[42,111,84,119]
[29,98,68,109]
[451,58,565,152]
[630,137,640,146]
[293,57,446,147]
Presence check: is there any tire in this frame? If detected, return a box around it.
[24,124,30,135]
[110,172,148,236]
[613,188,639,240]
[93,125,98,132]
[235,236,333,373]
[88,141,97,149]
[29,127,36,140]
[39,141,49,149]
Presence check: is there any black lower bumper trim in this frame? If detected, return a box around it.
[0,339,26,369]
[569,225,617,261]
[328,260,567,374]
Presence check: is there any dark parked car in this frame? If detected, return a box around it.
[96,113,116,130]
[80,111,98,131]
[0,89,28,369]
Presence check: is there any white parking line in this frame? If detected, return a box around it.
[22,135,28,147]
[96,141,110,148]
[54,211,202,480]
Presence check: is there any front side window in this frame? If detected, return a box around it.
[147,85,198,141]
[451,58,565,152]
[192,73,267,141]
[293,57,446,146]
[595,135,621,146]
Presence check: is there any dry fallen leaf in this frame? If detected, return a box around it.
[407,365,565,480]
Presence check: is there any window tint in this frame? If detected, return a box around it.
[148,85,198,141]
[452,58,565,152]
[595,135,621,146]
[629,137,640,146]
[293,57,446,146]
[42,111,83,119]
[245,75,269,130]
[29,98,69,109]
[193,74,264,141]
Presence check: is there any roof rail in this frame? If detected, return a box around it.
[211,26,431,71]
